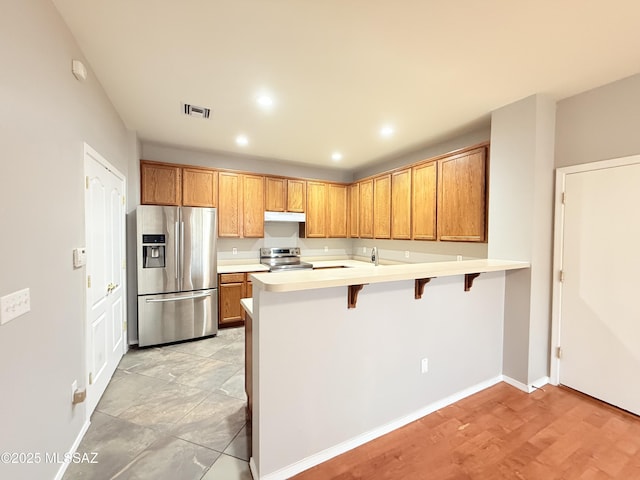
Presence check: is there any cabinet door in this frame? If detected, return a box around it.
[219,281,245,326]
[374,174,391,239]
[287,179,306,213]
[328,184,348,238]
[140,161,181,205]
[265,177,286,212]
[218,172,241,237]
[182,168,217,207]
[348,183,359,238]
[437,148,486,242]
[359,179,374,239]
[391,169,411,240]
[306,181,327,238]
[242,174,265,238]
[412,162,437,240]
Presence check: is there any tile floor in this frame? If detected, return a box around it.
[63,327,252,480]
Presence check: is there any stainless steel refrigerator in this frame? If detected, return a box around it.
[136,205,218,347]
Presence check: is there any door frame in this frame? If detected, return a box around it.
[83,143,128,409]
[550,153,640,385]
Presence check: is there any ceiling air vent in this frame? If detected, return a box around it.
[183,103,211,119]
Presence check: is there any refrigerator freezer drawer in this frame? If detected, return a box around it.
[137,289,218,347]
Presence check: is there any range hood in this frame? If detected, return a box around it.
[264,211,306,223]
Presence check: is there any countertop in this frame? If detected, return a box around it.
[249,259,530,293]
[217,258,371,274]
[217,263,269,274]
[240,298,253,317]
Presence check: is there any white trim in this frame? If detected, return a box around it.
[253,376,503,480]
[550,153,640,386]
[53,419,91,480]
[83,142,128,418]
[249,457,259,480]
[502,375,549,393]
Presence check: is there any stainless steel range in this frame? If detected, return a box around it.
[260,247,313,272]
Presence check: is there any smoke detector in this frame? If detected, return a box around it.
[183,103,211,119]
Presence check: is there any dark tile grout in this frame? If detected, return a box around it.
[64,327,249,480]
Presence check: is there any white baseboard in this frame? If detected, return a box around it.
[54,419,91,480]
[502,375,549,393]
[249,457,259,479]
[255,375,503,480]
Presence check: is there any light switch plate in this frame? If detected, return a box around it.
[73,247,87,268]
[0,288,31,325]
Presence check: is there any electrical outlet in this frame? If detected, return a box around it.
[324,246,328,252]
[0,288,30,325]
[421,358,429,373]
[404,251,410,259]
[232,248,238,255]
[362,246,367,254]
[457,255,463,261]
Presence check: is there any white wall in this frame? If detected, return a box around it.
[488,94,555,384]
[556,73,640,168]
[0,1,135,479]
[252,273,506,478]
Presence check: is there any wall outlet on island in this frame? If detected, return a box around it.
[421,358,429,373]
[324,246,328,252]
[232,248,238,255]
[404,251,410,259]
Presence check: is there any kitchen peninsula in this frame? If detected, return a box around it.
[246,259,529,480]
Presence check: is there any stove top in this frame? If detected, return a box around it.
[260,247,313,272]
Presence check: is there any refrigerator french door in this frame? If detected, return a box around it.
[136,205,218,347]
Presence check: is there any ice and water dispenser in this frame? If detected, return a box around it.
[141,234,166,268]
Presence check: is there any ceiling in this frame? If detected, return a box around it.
[52,0,640,170]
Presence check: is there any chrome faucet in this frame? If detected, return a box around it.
[371,247,379,266]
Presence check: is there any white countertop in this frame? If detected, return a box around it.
[240,298,253,317]
[217,258,369,274]
[217,263,269,274]
[249,259,530,292]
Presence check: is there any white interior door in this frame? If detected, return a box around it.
[85,145,126,416]
[559,162,640,415]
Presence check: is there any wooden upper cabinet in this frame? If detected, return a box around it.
[374,174,391,239]
[391,169,411,240]
[140,161,181,205]
[437,148,486,242]
[242,174,265,238]
[218,172,241,237]
[182,167,217,207]
[359,179,374,239]
[265,177,286,212]
[287,179,306,213]
[348,183,359,238]
[327,184,348,238]
[266,177,306,213]
[306,181,327,238]
[412,162,437,240]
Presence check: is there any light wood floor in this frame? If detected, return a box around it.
[292,382,640,479]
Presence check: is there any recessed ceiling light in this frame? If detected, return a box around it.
[236,135,249,146]
[331,152,343,161]
[380,125,394,138]
[256,94,274,109]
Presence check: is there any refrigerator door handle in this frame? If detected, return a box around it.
[145,291,213,303]
[180,221,185,289]
[174,221,180,282]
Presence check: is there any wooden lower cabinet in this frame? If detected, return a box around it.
[218,271,261,328]
[245,309,253,421]
[219,273,245,327]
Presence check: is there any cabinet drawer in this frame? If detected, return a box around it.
[220,273,245,284]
